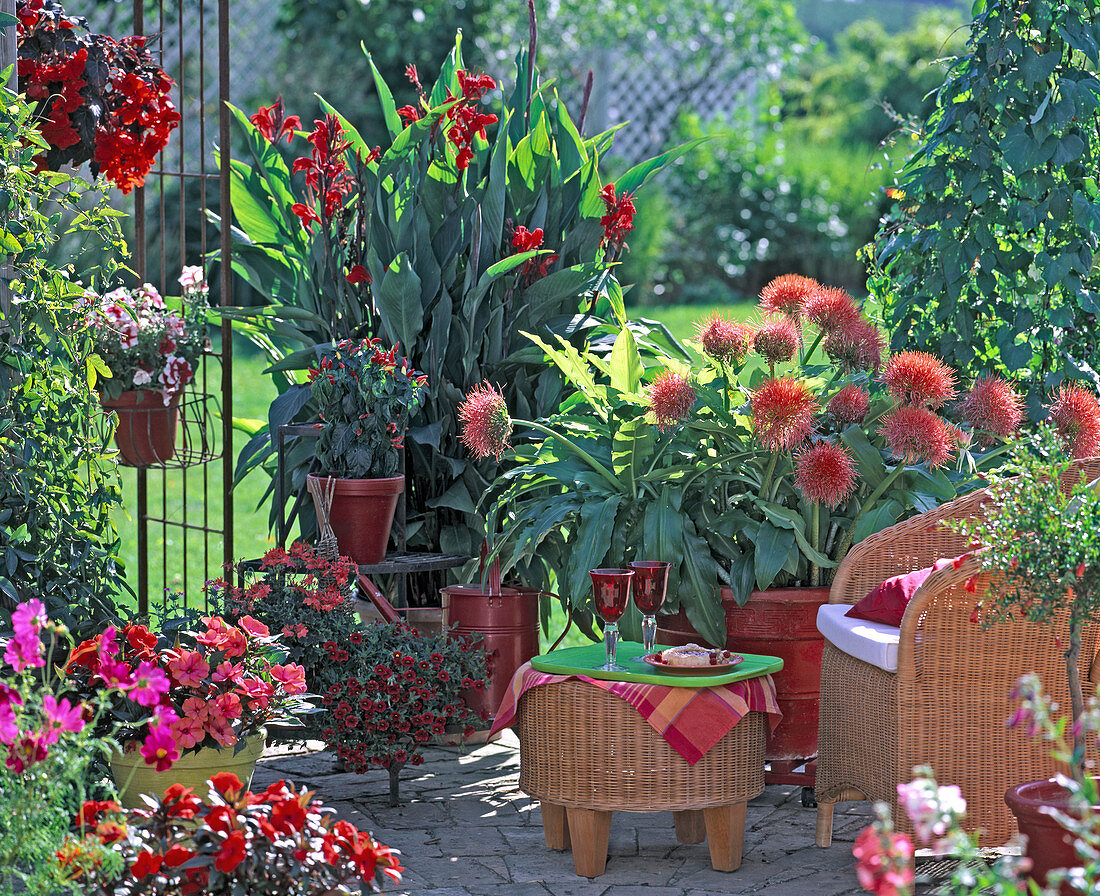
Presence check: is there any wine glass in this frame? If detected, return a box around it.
[630,561,670,655]
[589,568,634,671]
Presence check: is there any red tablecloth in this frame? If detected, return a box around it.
[490,662,782,765]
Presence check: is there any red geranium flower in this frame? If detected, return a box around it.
[647,371,696,431]
[795,441,857,507]
[827,385,870,425]
[879,406,956,469]
[882,351,956,408]
[753,315,801,366]
[802,286,861,333]
[957,375,1024,442]
[131,849,163,878]
[458,382,513,460]
[751,377,818,453]
[696,313,753,366]
[759,274,819,317]
[1049,385,1100,459]
[823,317,885,373]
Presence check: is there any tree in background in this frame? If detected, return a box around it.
[871,0,1100,411]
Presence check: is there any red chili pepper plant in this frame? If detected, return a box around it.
[60,773,401,894]
[16,0,180,193]
[214,543,490,805]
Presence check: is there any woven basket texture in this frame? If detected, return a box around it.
[817,458,1100,846]
[517,679,765,812]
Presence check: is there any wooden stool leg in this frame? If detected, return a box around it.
[815,801,835,847]
[703,802,747,872]
[674,809,706,844]
[565,807,612,878]
[541,801,570,851]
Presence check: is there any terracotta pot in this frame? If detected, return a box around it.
[441,584,541,724]
[308,474,404,565]
[1006,777,1100,893]
[110,730,266,809]
[101,389,180,467]
[656,586,830,765]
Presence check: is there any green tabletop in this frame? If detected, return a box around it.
[530,641,783,687]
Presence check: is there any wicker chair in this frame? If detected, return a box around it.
[814,458,1100,848]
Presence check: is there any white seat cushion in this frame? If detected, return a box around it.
[816,603,900,673]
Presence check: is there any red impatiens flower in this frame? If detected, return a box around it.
[823,317,885,374]
[795,441,857,507]
[751,377,818,453]
[753,315,801,366]
[803,286,861,333]
[214,829,248,873]
[879,406,956,469]
[882,351,957,408]
[828,384,870,425]
[696,313,753,366]
[458,382,513,460]
[1049,384,1100,459]
[957,375,1024,442]
[599,183,636,247]
[759,274,820,317]
[250,95,300,144]
[647,371,696,431]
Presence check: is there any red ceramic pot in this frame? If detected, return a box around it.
[308,473,403,565]
[101,389,180,467]
[656,586,830,766]
[1005,777,1100,893]
[441,584,541,724]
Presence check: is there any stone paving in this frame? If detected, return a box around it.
[253,730,875,896]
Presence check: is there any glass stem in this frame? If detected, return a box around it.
[641,614,657,653]
[605,622,620,668]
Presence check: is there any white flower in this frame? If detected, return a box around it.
[897,773,967,851]
[178,266,208,297]
[132,368,153,386]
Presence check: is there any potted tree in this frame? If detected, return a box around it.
[949,425,1100,887]
[462,278,1083,772]
[306,338,427,565]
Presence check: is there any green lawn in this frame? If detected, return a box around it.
[111,301,758,638]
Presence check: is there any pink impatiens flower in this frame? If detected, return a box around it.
[166,650,210,689]
[852,825,914,896]
[270,663,307,695]
[212,661,244,684]
[171,715,205,751]
[238,615,270,638]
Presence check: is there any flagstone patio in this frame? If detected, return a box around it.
[253,731,874,896]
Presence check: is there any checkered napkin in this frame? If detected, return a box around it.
[489,662,782,765]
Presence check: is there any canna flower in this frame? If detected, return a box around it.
[882,351,956,408]
[753,315,802,366]
[1049,384,1100,459]
[751,377,818,453]
[879,406,956,469]
[802,286,861,333]
[759,273,819,317]
[957,375,1024,442]
[599,183,635,247]
[459,382,513,460]
[647,371,696,431]
[828,385,870,425]
[696,313,752,366]
[795,441,858,507]
[823,317,885,374]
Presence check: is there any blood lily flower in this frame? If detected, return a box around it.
[828,385,870,425]
[1049,384,1100,459]
[647,371,696,431]
[795,441,857,507]
[823,317,885,374]
[803,286,861,334]
[751,377,818,453]
[696,313,753,366]
[882,351,957,409]
[957,375,1024,443]
[759,273,820,317]
[879,406,956,469]
[753,315,802,366]
[458,382,513,460]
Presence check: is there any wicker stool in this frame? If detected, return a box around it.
[516,678,766,878]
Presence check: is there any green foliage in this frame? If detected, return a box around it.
[871,0,1100,405]
[309,339,427,479]
[221,34,692,566]
[0,75,126,636]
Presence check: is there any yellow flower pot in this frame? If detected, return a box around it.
[110,731,266,809]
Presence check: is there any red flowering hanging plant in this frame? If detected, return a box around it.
[17,0,180,193]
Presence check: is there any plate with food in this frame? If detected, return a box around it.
[642,643,745,674]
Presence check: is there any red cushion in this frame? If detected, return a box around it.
[846,555,968,627]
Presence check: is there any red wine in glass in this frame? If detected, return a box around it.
[630,561,670,653]
[589,568,634,671]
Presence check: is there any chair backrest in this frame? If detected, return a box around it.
[829,457,1100,606]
